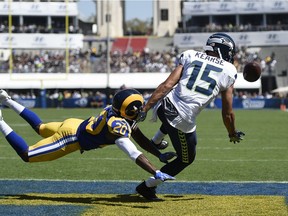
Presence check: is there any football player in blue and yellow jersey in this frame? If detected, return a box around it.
[0,89,176,190]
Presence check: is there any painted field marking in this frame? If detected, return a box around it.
[0,179,287,196]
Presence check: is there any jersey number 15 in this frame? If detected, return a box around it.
[186,60,222,96]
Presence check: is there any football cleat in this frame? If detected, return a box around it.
[136,181,162,201]
[151,139,168,150]
[0,89,11,104]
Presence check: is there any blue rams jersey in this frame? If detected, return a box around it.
[76,105,133,151]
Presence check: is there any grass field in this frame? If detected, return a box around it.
[0,108,287,181]
[0,108,287,215]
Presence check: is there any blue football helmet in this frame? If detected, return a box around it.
[204,32,236,63]
[112,89,144,121]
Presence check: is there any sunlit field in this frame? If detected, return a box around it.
[0,108,287,216]
[0,108,287,181]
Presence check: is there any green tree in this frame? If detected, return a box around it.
[125,18,152,36]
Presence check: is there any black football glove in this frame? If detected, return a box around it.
[159,152,177,163]
[229,130,245,144]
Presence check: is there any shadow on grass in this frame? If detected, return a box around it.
[1,193,204,208]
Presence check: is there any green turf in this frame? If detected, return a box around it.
[0,108,287,182]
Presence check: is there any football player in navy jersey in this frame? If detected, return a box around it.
[135,33,245,200]
[0,89,176,185]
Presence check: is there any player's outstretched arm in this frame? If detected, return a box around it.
[131,125,161,157]
[132,125,177,163]
[136,154,175,181]
[143,64,183,113]
[221,86,237,135]
[115,137,175,180]
[221,86,245,143]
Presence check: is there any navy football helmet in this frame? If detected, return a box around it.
[112,89,144,121]
[204,32,236,63]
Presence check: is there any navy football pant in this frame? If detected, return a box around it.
[157,105,197,177]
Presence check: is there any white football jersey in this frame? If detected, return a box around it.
[163,49,237,133]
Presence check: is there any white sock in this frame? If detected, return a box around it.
[145,177,163,187]
[3,99,25,114]
[0,120,13,136]
[151,129,166,144]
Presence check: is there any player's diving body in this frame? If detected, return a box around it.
[0,89,176,183]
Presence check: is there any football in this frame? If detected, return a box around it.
[243,61,262,82]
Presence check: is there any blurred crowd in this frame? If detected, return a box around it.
[4,87,283,110]
[1,20,287,35]
[0,46,277,75]
[5,85,155,109]
[177,22,288,33]
[0,22,81,34]
[0,46,179,74]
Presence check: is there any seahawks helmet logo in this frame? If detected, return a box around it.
[204,32,236,63]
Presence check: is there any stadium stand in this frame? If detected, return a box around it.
[111,38,130,54]
[129,37,147,53]
[0,0,287,108]
[111,37,148,54]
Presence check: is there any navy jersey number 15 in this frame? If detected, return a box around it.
[186,60,223,96]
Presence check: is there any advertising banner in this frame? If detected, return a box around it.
[0,34,83,49]
[174,31,288,48]
[0,2,78,16]
[182,1,288,15]
[212,98,284,109]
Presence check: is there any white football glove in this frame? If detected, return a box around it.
[154,170,175,181]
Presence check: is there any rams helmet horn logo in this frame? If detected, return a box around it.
[112,89,144,121]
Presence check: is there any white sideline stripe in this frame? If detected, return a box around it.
[0,146,286,150]
[0,178,287,184]
[8,124,31,127]
[0,156,287,162]
[198,147,288,150]
[199,159,288,162]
